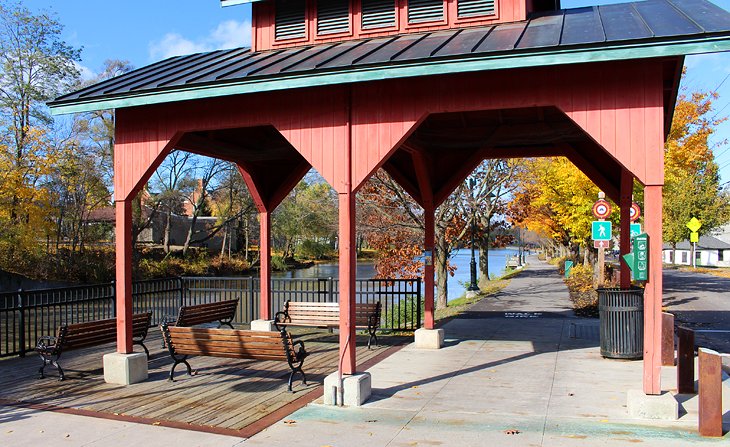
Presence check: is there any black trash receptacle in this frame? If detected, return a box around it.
[597,287,644,359]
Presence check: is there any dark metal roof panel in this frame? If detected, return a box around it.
[667,0,730,33]
[598,3,653,41]
[51,0,730,108]
[633,0,703,37]
[561,7,605,45]
[516,12,564,49]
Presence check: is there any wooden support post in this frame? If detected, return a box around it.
[698,348,723,437]
[259,211,272,320]
[424,207,435,330]
[115,199,133,354]
[643,185,663,395]
[619,171,633,289]
[339,191,357,374]
[677,326,695,394]
[661,312,675,366]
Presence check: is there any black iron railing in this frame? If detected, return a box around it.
[0,276,421,357]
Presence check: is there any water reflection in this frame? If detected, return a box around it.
[273,248,518,302]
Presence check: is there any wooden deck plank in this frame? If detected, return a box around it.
[0,328,407,431]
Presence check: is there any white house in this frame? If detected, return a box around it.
[662,235,730,268]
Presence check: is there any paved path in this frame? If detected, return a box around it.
[663,268,730,353]
[2,259,728,446]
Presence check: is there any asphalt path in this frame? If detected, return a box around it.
[663,267,730,353]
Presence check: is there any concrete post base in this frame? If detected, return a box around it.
[323,372,371,406]
[465,290,479,299]
[250,319,277,331]
[626,390,678,420]
[414,328,444,349]
[103,352,147,385]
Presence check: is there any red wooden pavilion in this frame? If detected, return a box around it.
[50,0,730,397]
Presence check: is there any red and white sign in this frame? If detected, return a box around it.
[594,240,610,249]
[630,202,641,222]
[592,199,612,220]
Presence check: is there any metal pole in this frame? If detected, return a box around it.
[17,289,25,357]
[468,179,479,291]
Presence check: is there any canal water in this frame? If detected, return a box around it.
[273,247,518,302]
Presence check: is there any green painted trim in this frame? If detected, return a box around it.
[221,0,263,6]
[49,36,730,115]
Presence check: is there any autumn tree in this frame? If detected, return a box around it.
[663,88,729,252]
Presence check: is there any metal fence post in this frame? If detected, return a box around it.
[111,280,116,318]
[17,289,25,357]
[248,276,255,323]
[179,276,185,308]
[416,279,422,329]
[328,277,334,303]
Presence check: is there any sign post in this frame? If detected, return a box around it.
[592,194,612,286]
[686,218,702,268]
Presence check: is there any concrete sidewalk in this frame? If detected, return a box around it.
[2,258,728,446]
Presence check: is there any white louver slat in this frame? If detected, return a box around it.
[362,0,396,29]
[408,0,444,24]
[275,0,306,40]
[318,0,350,35]
[457,0,495,18]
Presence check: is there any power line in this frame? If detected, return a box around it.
[714,72,730,92]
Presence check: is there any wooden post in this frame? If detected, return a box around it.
[339,191,357,374]
[661,312,675,366]
[698,348,723,437]
[424,207,435,330]
[115,199,133,353]
[259,211,272,320]
[677,326,695,394]
[643,185,663,395]
[597,247,605,287]
[619,170,633,289]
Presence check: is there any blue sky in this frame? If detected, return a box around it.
[25,0,730,184]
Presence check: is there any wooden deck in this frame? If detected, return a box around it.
[0,327,408,436]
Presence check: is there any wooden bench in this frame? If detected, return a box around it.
[165,298,239,329]
[274,301,381,349]
[160,324,308,392]
[36,312,152,380]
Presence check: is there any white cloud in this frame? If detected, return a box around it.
[148,19,251,62]
[74,62,97,81]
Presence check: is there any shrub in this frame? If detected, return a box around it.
[297,240,332,260]
[564,264,598,317]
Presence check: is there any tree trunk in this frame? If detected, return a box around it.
[478,244,490,289]
[219,225,227,261]
[435,233,449,309]
[163,210,172,253]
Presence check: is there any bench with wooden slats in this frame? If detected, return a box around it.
[36,311,152,380]
[167,298,239,328]
[160,324,308,391]
[274,300,381,349]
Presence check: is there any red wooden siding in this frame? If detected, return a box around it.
[349,59,665,191]
[253,0,530,52]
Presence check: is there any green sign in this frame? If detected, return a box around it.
[623,233,649,281]
[630,223,641,238]
[565,260,574,278]
[686,217,702,233]
[592,221,612,241]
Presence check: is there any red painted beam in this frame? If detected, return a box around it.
[115,199,133,353]
[643,185,663,395]
[620,170,633,289]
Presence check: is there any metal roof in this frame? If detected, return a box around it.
[50,0,730,114]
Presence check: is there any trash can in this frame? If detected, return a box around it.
[597,287,644,359]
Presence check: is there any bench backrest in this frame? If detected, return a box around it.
[165,326,291,361]
[176,298,239,327]
[285,301,339,325]
[60,312,152,351]
[283,301,381,327]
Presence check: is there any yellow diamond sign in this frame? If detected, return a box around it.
[686,217,702,233]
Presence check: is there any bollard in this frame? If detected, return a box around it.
[698,348,723,437]
[661,312,675,366]
[677,327,695,394]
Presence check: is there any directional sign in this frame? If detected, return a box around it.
[592,199,612,219]
[592,221,612,241]
[686,217,702,233]
[623,233,649,281]
[594,240,610,249]
[630,202,641,222]
[630,223,641,238]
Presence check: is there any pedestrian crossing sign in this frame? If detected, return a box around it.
[592,221,612,241]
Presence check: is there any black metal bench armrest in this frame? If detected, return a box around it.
[161,314,178,325]
[292,339,308,362]
[274,311,290,331]
[36,336,59,354]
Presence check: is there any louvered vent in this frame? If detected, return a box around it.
[317,0,350,35]
[362,0,396,29]
[408,0,444,24]
[457,0,495,18]
[275,0,306,40]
